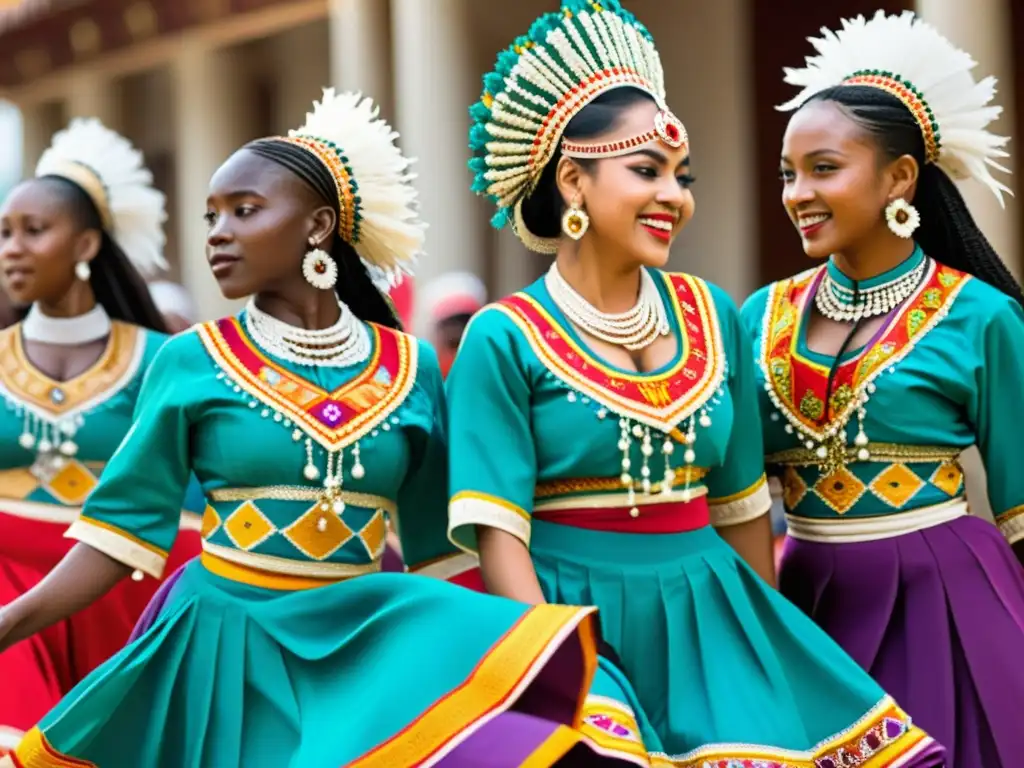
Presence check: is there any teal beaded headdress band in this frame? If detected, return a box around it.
[468,0,679,253]
[777,10,1011,205]
[272,89,425,290]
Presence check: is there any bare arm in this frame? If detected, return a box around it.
[0,543,130,652]
[476,526,547,604]
[717,513,777,587]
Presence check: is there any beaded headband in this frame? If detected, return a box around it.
[778,11,1011,204]
[274,90,426,291]
[468,0,669,252]
[562,108,688,159]
[35,118,167,278]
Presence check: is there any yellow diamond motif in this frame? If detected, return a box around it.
[781,466,807,510]
[282,504,354,561]
[201,505,222,539]
[359,510,388,560]
[223,501,277,551]
[869,464,925,508]
[46,461,98,505]
[814,466,866,515]
[930,461,964,497]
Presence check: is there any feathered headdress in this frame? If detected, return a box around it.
[778,10,1011,204]
[277,89,425,291]
[468,0,667,252]
[35,118,168,278]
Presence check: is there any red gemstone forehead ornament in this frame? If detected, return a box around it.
[561,107,689,159]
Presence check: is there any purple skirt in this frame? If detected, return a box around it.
[780,515,1024,768]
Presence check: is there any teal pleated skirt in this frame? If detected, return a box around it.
[7,560,652,767]
[531,521,941,766]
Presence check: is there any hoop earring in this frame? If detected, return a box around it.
[302,239,338,290]
[74,261,91,281]
[561,196,590,240]
[885,198,920,239]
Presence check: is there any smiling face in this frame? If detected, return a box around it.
[204,148,335,300]
[780,99,924,261]
[0,178,100,305]
[562,99,695,268]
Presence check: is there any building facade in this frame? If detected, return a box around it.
[0,0,1020,328]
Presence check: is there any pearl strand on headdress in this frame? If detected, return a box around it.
[244,297,370,367]
[545,263,670,351]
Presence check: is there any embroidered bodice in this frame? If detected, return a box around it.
[66,313,458,581]
[0,322,169,518]
[447,269,771,552]
[741,253,1024,545]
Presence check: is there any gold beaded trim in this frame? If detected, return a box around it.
[209,485,397,514]
[842,72,941,164]
[766,443,961,467]
[561,108,688,159]
[276,135,358,244]
[534,467,709,500]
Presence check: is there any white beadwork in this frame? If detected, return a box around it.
[245,296,370,368]
[545,263,669,351]
[814,256,928,323]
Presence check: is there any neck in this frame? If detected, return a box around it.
[37,281,98,319]
[254,285,343,330]
[555,240,642,313]
[831,232,916,282]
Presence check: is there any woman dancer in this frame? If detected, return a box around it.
[448,2,945,765]
[0,90,654,768]
[742,11,1024,767]
[0,119,201,755]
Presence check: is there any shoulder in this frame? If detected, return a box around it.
[949,273,1024,334]
[460,299,531,349]
[660,270,740,324]
[147,323,213,373]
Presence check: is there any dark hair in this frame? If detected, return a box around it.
[36,176,168,332]
[519,87,658,238]
[244,139,401,330]
[805,85,1024,307]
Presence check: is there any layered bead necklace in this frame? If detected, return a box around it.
[244,297,370,368]
[815,254,928,323]
[545,262,670,351]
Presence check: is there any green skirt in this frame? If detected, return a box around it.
[531,521,939,766]
[9,560,654,767]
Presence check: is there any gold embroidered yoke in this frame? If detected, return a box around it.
[741,256,1024,546]
[66,316,467,583]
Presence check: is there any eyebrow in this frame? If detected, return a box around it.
[630,148,691,169]
[206,189,267,205]
[780,148,845,163]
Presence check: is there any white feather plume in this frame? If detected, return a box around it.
[778,11,1011,204]
[35,118,168,277]
[291,89,426,291]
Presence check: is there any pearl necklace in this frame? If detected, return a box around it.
[545,263,670,351]
[815,256,928,323]
[244,297,370,367]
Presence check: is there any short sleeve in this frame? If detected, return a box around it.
[704,288,771,527]
[394,340,477,580]
[447,308,536,553]
[64,333,199,578]
[968,298,1024,544]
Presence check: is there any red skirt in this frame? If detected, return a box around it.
[0,510,200,752]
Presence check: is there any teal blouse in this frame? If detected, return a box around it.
[740,248,1024,545]
[447,269,771,550]
[65,313,465,581]
[0,321,202,523]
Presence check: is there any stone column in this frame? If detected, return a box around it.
[18,102,53,178]
[272,22,330,134]
[916,0,1020,279]
[390,0,486,333]
[172,41,256,320]
[329,0,393,118]
[64,69,120,129]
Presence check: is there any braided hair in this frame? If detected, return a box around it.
[35,176,168,332]
[805,85,1024,307]
[244,139,402,330]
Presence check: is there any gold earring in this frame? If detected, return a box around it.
[561,196,590,240]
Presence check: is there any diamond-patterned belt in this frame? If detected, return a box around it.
[201,486,396,567]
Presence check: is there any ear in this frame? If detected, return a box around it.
[307,205,337,248]
[554,156,586,207]
[73,228,102,264]
[886,154,919,202]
